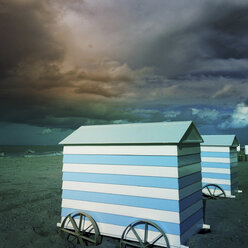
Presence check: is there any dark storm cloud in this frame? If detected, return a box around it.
[0,0,67,126]
[128,1,248,79]
[204,6,248,60]
[0,0,144,128]
[1,0,248,138]
[74,83,122,98]
[0,0,64,77]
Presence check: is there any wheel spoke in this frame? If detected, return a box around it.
[203,184,226,200]
[121,220,170,248]
[144,223,148,243]
[60,211,101,246]
[78,237,85,246]
[78,214,83,231]
[68,215,79,234]
[213,186,216,195]
[130,226,145,247]
[84,223,93,232]
[80,234,96,243]
[151,233,163,245]
[206,186,212,196]
[82,215,86,231]
[61,228,77,236]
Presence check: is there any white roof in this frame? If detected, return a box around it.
[201,135,239,147]
[60,121,203,145]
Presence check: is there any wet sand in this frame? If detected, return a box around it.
[0,156,247,248]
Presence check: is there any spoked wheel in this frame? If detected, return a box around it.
[60,211,101,246]
[202,184,226,200]
[120,220,170,248]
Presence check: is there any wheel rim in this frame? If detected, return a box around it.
[60,211,101,246]
[202,184,226,200]
[120,220,170,248]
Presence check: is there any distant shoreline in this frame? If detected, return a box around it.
[0,145,62,158]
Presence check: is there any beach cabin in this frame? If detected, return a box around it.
[201,135,239,198]
[245,145,248,161]
[237,145,241,152]
[245,145,248,155]
[58,121,204,248]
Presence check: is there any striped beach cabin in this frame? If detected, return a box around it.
[201,135,239,198]
[58,121,204,248]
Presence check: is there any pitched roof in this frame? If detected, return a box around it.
[201,135,239,147]
[60,121,203,145]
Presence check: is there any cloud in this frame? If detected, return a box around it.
[41,128,52,135]
[164,110,181,118]
[219,103,248,129]
[213,84,237,99]
[0,0,64,77]
[192,108,219,121]
[1,0,248,134]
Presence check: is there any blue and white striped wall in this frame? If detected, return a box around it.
[201,146,238,197]
[59,145,204,248]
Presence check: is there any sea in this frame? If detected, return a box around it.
[0,145,63,158]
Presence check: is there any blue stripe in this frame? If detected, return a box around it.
[62,189,202,214]
[179,190,202,211]
[202,183,231,191]
[201,162,230,169]
[202,172,231,180]
[63,172,179,188]
[62,190,180,212]
[63,154,178,166]
[201,152,230,158]
[179,172,201,189]
[178,154,201,166]
[180,208,203,234]
[62,171,201,189]
[61,207,180,235]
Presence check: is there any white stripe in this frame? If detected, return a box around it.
[230,157,238,162]
[63,163,179,177]
[202,178,231,185]
[201,167,230,174]
[179,181,202,199]
[63,145,178,156]
[61,199,180,223]
[178,163,201,177]
[63,145,200,156]
[63,162,201,178]
[178,145,200,156]
[224,191,232,197]
[61,199,202,226]
[62,181,180,200]
[59,219,181,247]
[201,157,230,163]
[200,146,229,152]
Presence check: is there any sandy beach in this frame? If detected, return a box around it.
[0,154,247,248]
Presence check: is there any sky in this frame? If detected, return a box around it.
[0,0,248,145]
